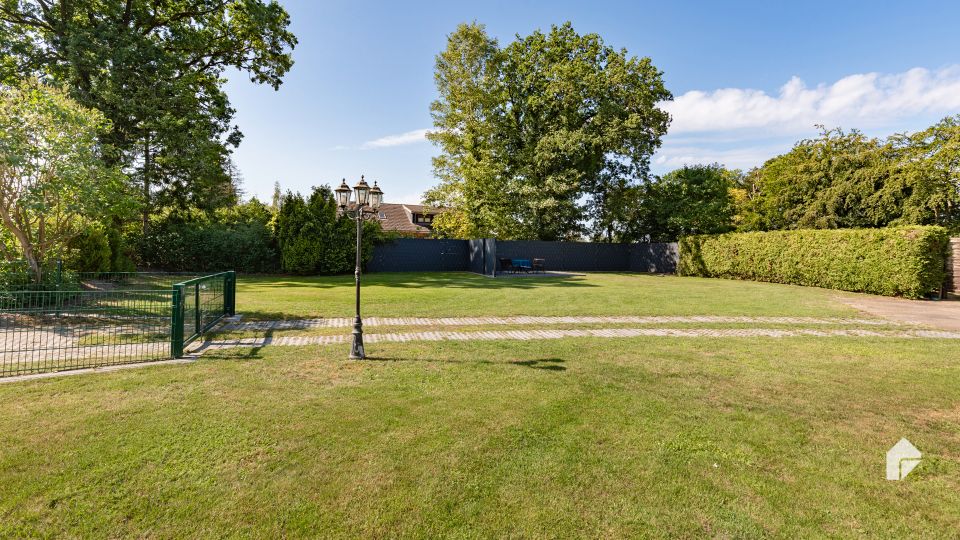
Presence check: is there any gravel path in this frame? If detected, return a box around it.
[839,295,960,331]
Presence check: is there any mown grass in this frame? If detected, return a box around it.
[237,272,860,319]
[1,337,958,537]
[2,274,955,537]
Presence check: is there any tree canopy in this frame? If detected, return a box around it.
[631,164,738,242]
[0,0,297,226]
[738,119,960,233]
[425,22,671,240]
[0,79,129,279]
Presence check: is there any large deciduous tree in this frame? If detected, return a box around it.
[886,116,960,229]
[0,79,128,280]
[0,0,297,228]
[425,22,671,240]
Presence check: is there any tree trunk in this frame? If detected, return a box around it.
[142,132,152,234]
[0,205,41,283]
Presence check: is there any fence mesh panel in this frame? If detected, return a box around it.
[0,290,173,377]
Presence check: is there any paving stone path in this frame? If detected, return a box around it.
[195,326,960,355]
[222,315,899,331]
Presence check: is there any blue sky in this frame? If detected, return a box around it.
[225,0,960,204]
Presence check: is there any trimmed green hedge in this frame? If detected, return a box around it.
[678,227,949,298]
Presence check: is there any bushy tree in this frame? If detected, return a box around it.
[0,79,130,280]
[426,22,671,240]
[631,164,738,241]
[739,128,892,230]
[885,116,960,230]
[0,0,297,227]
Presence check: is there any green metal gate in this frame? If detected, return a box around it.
[0,271,236,378]
[171,272,236,358]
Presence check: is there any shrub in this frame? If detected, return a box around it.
[678,226,949,298]
[275,186,380,275]
[65,225,112,272]
[107,225,137,272]
[133,199,280,273]
[135,221,280,273]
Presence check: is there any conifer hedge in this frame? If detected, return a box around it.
[677,227,949,298]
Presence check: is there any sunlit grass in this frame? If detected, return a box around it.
[1,337,957,537]
[236,272,860,319]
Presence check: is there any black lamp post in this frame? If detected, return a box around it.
[335,175,384,359]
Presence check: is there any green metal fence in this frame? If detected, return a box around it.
[0,271,236,378]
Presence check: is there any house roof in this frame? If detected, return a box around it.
[375,203,437,235]
[400,203,441,214]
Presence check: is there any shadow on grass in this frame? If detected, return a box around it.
[509,357,566,371]
[364,355,566,372]
[196,328,275,360]
[241,272,598,291]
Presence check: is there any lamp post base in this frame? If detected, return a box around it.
[349,317,365,359]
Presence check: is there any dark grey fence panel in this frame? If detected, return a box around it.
[368,238,678,274]
[368,239,470,272]
[495,241,631,272]
[484,239,497,276]
[946,237,959,296]
[467,238,498,276]
[629,243,679,273]
[468,239,484,274]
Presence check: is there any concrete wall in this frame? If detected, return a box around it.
[370,238,678,274]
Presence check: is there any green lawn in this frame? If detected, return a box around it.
[1,273,957,537]
[237,272,860,319]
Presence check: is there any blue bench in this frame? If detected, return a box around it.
[512,258,532,272]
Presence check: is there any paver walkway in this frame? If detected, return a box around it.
[222,315,898,331]
[196,326,960,355]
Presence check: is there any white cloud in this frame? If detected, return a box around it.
[663,65,960,134]
[361,128,430,149]
[652,65,960,172]
[652,142,792,172]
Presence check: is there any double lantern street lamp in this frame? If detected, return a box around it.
[335,176,383,359]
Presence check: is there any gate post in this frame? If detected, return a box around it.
[194,283,201,337]
[170,285,185,358]
[225,271,236,316]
